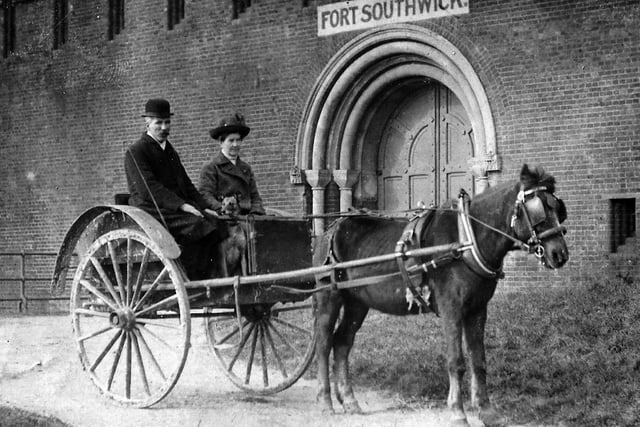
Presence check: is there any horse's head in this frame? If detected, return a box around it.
[510,164,569,269]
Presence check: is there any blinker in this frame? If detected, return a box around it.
[524,196,546,226]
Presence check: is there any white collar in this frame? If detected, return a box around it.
[147,132,167,150]
[222,152,238,165]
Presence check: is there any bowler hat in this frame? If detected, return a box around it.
[141,98,173,118]
[209,113,250,140]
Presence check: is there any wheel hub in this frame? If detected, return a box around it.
[110,308,137,330]
[242,304,271,322]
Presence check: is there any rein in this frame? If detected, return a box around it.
[126,148,170,231]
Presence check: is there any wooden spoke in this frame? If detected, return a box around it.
[90,329,123,372]
[78,279,119,312]
[271,302,313,314]
[259,324,269,387]
[267,320,305,358]
[131,331,151,396]
[125,332,132,399]
[138,324,178,353]
[89,256,123,307]
[133,328,166,381]
[77,325,114,343]
[228,323,256,371]
[126,238,133,306]
[73,308,111,318]
[135,318,182,330]
[244,324,259,384]
[107,332,127,391]
[263,323,288,378]
[135,293,179,318]
[132,266,168,312]
[271,316,312,336]
[210,319,249,347]
[130,247,150,307]
[107,240,127,305]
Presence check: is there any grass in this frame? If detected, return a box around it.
[348,273,640,426]
[0,405,70,427]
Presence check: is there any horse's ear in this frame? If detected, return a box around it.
[520,163,547,189]
[520,164,534,188]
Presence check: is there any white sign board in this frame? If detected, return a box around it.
[318,0,469,37]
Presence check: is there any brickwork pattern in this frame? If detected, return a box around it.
[1,0,639,306]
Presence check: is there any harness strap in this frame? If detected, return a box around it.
[394,210,435,313]
[458,190,504,279]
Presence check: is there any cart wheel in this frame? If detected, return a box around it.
[204,297,316,394]
[70,229,191,407]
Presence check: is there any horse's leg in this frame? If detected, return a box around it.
[314,289,342,413]
[441,305,469,426]
[463,308,506,426]
[332,296,368,414]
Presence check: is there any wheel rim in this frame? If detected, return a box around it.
[70,229,191,407]
[204,298,316,394]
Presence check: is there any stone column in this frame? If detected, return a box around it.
[332,169,360,212]
[469,157,490,194]
[304,169,331,235]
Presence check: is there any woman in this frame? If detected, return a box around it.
[199,113,266,215]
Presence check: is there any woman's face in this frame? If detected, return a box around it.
[220,132,243,159]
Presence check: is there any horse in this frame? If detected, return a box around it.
[312,164,569,426]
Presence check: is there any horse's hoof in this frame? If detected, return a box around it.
[316,392,335,414]
[321,406,336,415]
[478,407,507,426]
[449,410,470,427]
[342,400,364,415]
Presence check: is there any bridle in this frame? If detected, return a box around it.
[457,186,567,278]
[509,186,567,260]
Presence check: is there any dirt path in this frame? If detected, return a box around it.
[0,315,488,427]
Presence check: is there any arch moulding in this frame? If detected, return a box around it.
[295,24,499,232]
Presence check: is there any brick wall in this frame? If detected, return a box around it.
[1,0,639,306]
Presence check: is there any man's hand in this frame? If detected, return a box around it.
[204,208,219,218]
[180,203,203,217]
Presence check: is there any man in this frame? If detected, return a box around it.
[199,113,266,215]
[124,98,227,279]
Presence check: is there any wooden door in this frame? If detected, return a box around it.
[378,82,474,210]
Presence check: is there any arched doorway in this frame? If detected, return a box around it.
[296,25,497,232]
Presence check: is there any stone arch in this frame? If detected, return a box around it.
[296,24,498,232]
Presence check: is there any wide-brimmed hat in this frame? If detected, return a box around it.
[141,98,173,119]
[209,113,250,140]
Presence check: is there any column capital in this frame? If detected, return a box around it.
[468,157,490,178]
[332,169,360,189]
[304,169,331,189]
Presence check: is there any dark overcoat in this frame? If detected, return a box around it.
[124,133,221,244]
[199,152,265,215]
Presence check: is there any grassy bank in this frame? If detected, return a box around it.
[349,274,640,426]
[0,405,70,427]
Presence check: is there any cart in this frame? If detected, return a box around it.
[51,204,456,408]
[50,204,321,407]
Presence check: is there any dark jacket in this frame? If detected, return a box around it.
[199,152,265,215]
[124,133,219,244]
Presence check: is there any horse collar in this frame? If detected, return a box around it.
[457,191,504,279]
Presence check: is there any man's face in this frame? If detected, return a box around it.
[221,133,242,159]
[147,117,171,142]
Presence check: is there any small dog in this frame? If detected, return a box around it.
[219,195,248,277]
